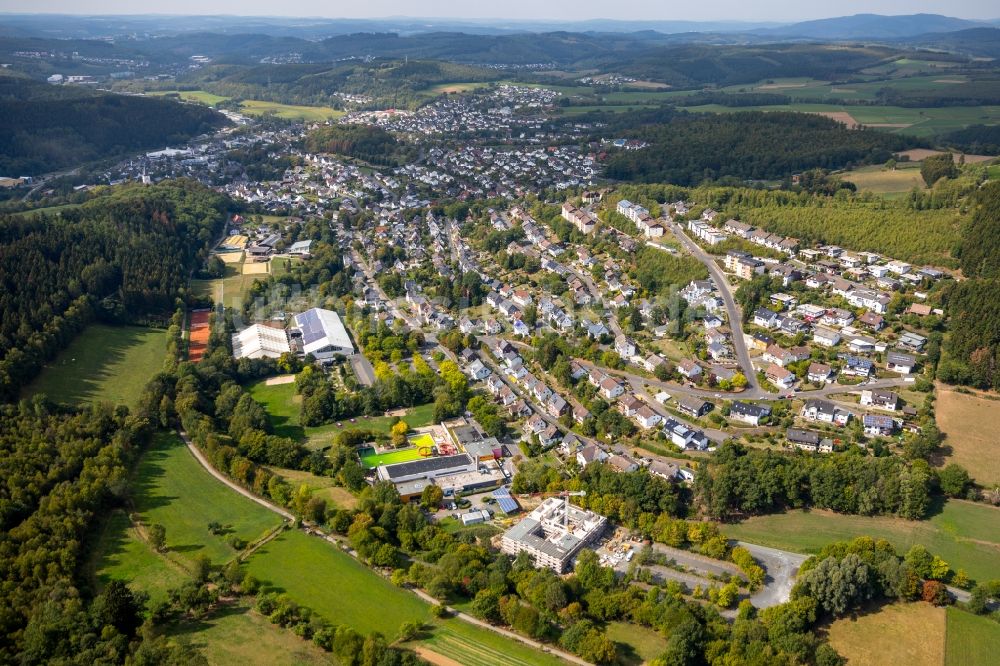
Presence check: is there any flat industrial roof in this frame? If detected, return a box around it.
[379,453,473,480]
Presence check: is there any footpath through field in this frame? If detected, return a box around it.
[177,429,587,665]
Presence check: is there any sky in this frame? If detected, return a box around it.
[1,1,998,23]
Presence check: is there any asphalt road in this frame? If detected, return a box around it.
[665,222,762,395]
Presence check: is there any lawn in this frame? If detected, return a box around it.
[131,432,283,567]
[25,324,167,407]
[935,386,1000,486]
[265,467,358,510]
[425,82,490,95]
[88,509,188,606]
[245,530,429,637]
[723,500,1000,583]
[827,602,945,666]
[246,530,568,664]
[606,621,668,665]
[167,600,335,665]
[247,378,434,450]
[945,607,1000,666]
[239,100,344,122]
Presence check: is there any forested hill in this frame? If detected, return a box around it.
[0,180,231,400]
[940,181,1000,390]
[0,77,227,176]
[596,109,917,185]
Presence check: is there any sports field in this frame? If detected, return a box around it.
[130,432,283,566]
[247,378,435,449]
[188,309,211,362]
[359,445,427,468]
[25,324,167,407]
[935,386,1000,486]
[723,500,1000,583]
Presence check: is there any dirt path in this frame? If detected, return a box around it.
[179,430,295,521]
[412,647,464,666]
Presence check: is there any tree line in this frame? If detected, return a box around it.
[0,180,230,401]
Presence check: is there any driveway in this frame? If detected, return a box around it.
[735,540,808,608]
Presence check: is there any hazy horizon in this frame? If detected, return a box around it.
[1,3,998,24]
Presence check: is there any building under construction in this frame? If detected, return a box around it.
[499,497,607,572]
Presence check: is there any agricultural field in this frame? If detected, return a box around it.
[683,102,1000,137]
[425,81,490,95]
[723,500,1000,583]
[414,620,568,666]
[148,89,231,106]
[248,378,435,449]
[839,163,926,196]
[130,432,283,566]
[945,607,1000,666]
[239,100,344,122]
[935,386,1000,485]
[167,600,336,665]
[606,621,668,665]
[24,324,167,407]
[827,602,945,666]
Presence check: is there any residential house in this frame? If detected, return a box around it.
[765,364,795,389]
[753,308,780,329]
[863,414,896,437]
[813,327,841,348]
[677,359,702,380]
[807,362,833,383]
[886,351,916,374]
[599,376,625,400]
[663,418,709,450]
[677,396,712,418]
[729,401,771,426]
[861,389,899,411]
[635,405,662,429]
[576,444,610,467]
[607,454,640,473]
[801,399,851,426]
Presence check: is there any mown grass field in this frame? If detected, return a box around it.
[149,89,231,106]
[723,500,1000,583]
[606,621,668,665]
[25,324,167,407]
[935,386,1000,486]
[248,379,434,449]
[131,432,282,566]
[239,100,344,122]
[167,600,336,665]
[945,607,1000,666]
[827,603,945,666]
[425,81,490,95]
[245,530,569,664]
[246,530,429,636]
[840,164,926,196]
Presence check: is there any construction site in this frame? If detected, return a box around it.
[499,494,606,573]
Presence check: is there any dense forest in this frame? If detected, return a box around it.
[0,78,226,176]
[940,181,1000,389]
[0,180,230,400]
[304,124,414,165]
[596,109,915,185]
[695,443,934,521]
[941,123,1000,155]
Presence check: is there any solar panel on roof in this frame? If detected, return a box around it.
[492,487,519,514]
[296,309,326,345]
